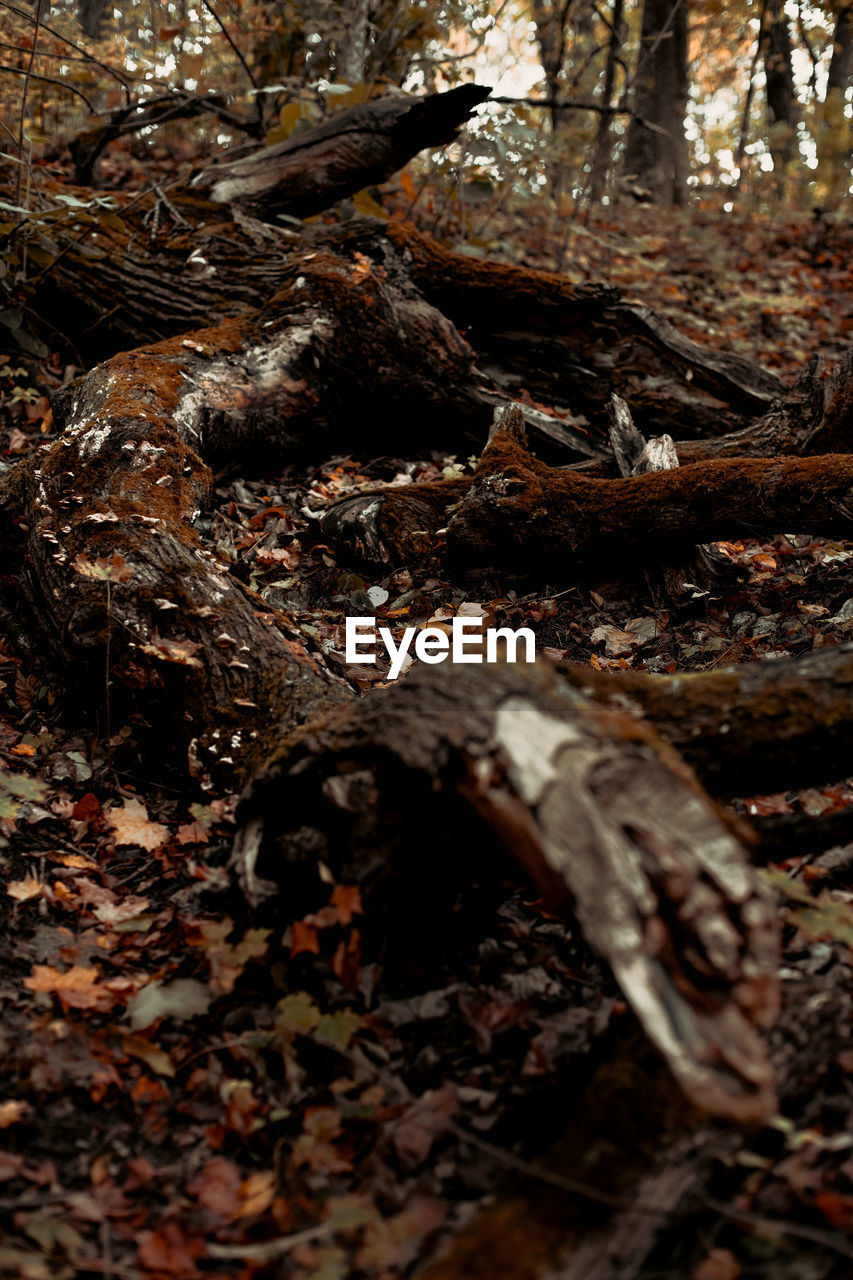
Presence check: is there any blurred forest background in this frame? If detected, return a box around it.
[2,0,852,377]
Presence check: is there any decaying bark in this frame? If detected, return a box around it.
[557,639,853,799]
[4,305,366,785]
[663,346,853,466]
[446,405,853,569]
[192,84,491,222]
[606,392,724,609]
[235,660,779,1124]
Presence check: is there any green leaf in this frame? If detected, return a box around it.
[316,1010,362,1048]
[276,991,320,1034]
[127,978,212,1030]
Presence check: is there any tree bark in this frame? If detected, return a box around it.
[762,0,800,195]
[8,71,853,1276]
[557,639,853,798]
[445,405,853,569]
[817,0,853,210]
[621,0,689,206]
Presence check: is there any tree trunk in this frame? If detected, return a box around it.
[762,0,799,196]
[817,0,853,210]
[445,405,853,570]
[621,0,689,206]
[335,0,371,85]
[0,315,781,1125]
[588,0,625,203]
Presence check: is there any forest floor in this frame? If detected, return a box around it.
[1,201,852,1279]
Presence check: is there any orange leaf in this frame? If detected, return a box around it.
[331,884,363,925]
[24,964,114,1011]
[291,921,320,956]
[108,797,169,851]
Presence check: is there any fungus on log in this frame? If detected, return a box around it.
[1,315,781,1124]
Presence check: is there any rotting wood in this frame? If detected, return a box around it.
[556,638,853,798]
[446,404,853,568]
[235,660,779,1125]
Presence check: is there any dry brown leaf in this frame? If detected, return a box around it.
[108,797,169,851]
[24,964,114,1011]
[7,874,43,901]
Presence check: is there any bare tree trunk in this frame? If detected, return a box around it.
[762,0,799,197]
[530,0,572,201]
[733,0,767,193]
[588,0,625,203]
[621,0,689,206]
[817,0,853,209]
[335,0,371,84]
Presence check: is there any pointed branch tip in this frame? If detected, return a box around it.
[487,403,527,446]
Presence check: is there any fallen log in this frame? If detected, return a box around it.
[12,172,783,446]
[318,219,787,440]
[321,348,853,561]
[234,660,779,1125]
[192,83,491,221]
[0,309,780,1124]
[446,404,853,568]
[557,639,853,798]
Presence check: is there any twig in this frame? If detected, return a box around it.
[206,1221,336,1262]
[198,0,258,106]
[491,94,632,114]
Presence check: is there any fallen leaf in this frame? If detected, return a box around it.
[188,1156,241,1219]
[137,1222,202,1277]
[25,964,114,1011]
[108,797,169,851]
[331,884,363,925]
[122,1034,176,1078]
[7,874,43,901]
[0,1100,30,1128]
[126,978,212,1030]
[291,920,320,957]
